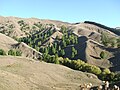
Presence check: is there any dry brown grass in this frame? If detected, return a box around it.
[0,56,102,90]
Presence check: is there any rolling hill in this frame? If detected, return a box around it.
[0,16,120,89]
[0,56,102,90]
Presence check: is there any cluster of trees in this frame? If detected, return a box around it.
[42,53,59,64]
[33,22,43,29]
[99,68,120,83]
[40,43,65,57]
[0,49,22,56]
[41,54,120,83]
[61,58,102,75]
[0,23,15,36]
[40,34,78,59]
[19,25,78,59]
[18,20,30,31]
[8,49,22,56]
[60,25,67,33]
[101,33,120,48]
[61,33,78,48]
[19,26,55,50]
[41,54,102,75]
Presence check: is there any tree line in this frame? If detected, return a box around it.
[0,49,22,56]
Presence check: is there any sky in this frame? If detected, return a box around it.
[0,0,120,27]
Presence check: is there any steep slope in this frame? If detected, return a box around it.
[64,36,117,69]
[0,33,42,59]
[14,42,42,60]
[0,33,18,51]
[0,56,102,90]
[72,22,118,43]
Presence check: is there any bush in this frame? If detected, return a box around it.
[0,49,6,55]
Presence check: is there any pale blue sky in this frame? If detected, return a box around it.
[0,0,120,27]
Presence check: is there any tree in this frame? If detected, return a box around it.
[54,54,59,64]
[8,49,16,56]
[51,46,56,54]
[74,36,78,44]
[44,48,48,54]
[39,47,44,53]
[71,52,75,58]
[66,39,70,45]
[62,40,66,48]
[58,45,61,51]
[0,49,6,55]
[35,45,39,51]
[101,33,109,46]
[59,49,65,56]
[16,50,22,56]
[53,42,57,49]
[61,25,67,33]
[38,41,41,46]
[100,51,107,59]
[71,47,77,58]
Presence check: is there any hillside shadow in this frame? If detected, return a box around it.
[64,36,88,61]
[74,36,88,61]
[90,55,101,59]
[109,50,120,72]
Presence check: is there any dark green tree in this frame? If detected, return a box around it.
[51,46,56,55]
[54,54,59,64]
[71,47,77,58]
[61,25,67,33]
[60,49,65,56]
[8,49,16,56]
[58,45,61,51]
[100,51,107,59]
[0,49,6,55]
[44,48,48,54]
[16,50,22,56]
[71,52,75,58]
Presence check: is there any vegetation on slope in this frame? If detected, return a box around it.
[0,17,120,84]
[16,21,120,83]
[101,33,120,48]
[0,49,22,56]
[0,49,6,55]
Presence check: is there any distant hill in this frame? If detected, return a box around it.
[84,21,120,35]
